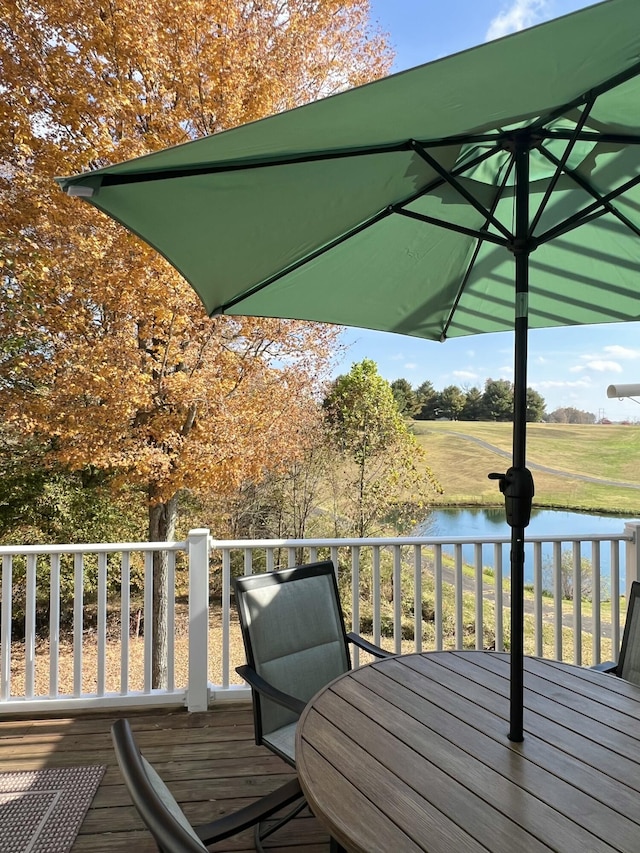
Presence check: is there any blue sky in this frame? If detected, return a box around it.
[334,0,640,422]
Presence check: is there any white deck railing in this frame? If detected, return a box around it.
[1,523,638,715]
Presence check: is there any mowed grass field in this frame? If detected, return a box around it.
[412,420,640,515]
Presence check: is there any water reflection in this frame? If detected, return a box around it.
[418,506,638,584]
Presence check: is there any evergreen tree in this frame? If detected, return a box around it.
[391,378,420,416]
[415,380,439,420]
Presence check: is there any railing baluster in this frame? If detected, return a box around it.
[1,555,11,700]
[414,545,422,653]
[533,542,542,657]
[573,541,582,666]
[611,542,621,659]
[454,544,463,650]
[25,554,37,698]
[553,541,563,661]
[474,544,483,651]
[393,546,402,655]
[121,552,130,696]
[73,553,84,697]
[494,544,503,652]
[434,545,443,651]
[592,540,601,665]
[373,546,381,647]
[97,552,107,696]
[49,554,60,697]
[222,549,231,689]
[143,551,153,693]
[167,550,176,692]
[351,547,360,666]
[331,546,339,573]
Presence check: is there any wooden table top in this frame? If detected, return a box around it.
[295,651,640,853]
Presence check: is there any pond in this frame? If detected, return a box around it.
[417,506,640,585]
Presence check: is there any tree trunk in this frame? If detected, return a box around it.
[148,491,178,689]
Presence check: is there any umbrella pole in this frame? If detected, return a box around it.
[510,136,535,742]
[488,136,535,742]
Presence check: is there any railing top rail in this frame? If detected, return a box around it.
[210,532,633,548]
[0,541,188,557]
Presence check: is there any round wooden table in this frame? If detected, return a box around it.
[295,650,640,853]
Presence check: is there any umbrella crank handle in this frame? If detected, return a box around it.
[488,467,535,528]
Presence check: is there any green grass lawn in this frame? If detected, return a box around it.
[412,420,640,515]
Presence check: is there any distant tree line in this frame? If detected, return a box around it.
[389,378,596,424]
[545,407,597,424]
[390,378,547,422]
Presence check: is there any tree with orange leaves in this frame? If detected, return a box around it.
[0,0,392,684]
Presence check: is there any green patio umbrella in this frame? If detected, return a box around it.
[58,0,640,741]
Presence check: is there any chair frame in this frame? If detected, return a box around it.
[111,717,303,853]
[592,580,640,680]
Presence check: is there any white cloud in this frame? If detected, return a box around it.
[404,362,418,370]
[486,0,549,40]
[603,345,640,360]
[572,360,623,374]
[390,353,404,361]
[452,370,478,380]
[534,378,592,390]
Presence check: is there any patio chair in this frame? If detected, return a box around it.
[234,560,391,851]
[111,717,303,853]
[591,580,640,686]
[234,560,392,767]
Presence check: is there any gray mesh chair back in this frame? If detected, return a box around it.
[616,581,640,685]
[234,561,352,764]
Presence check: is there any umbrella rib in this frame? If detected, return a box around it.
[95,141,414,186]
[394,210,507,246]
[440,157,516,341]
[539,130,640,145]
[213,207,394,315]
[83,135,514,190]
[410,140,512,241]
[529,96,596,236]
[536,171,640,244]
[538,147,640,240]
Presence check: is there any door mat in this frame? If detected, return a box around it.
[0,765,105,853]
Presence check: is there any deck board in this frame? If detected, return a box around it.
[0,703,329,852]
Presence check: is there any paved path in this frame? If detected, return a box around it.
[433,557,618,642]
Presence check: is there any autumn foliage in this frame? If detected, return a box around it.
[0,0,393,541]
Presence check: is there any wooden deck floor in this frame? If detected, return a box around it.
[0,702,330,852]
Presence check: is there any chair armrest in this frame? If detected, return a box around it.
[196,777,303,844]
[590,661,618,674]
[236,665,307,715]
[347,631,394,659]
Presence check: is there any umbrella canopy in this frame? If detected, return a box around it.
[58,0,640,339]
[58,0,640,741]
